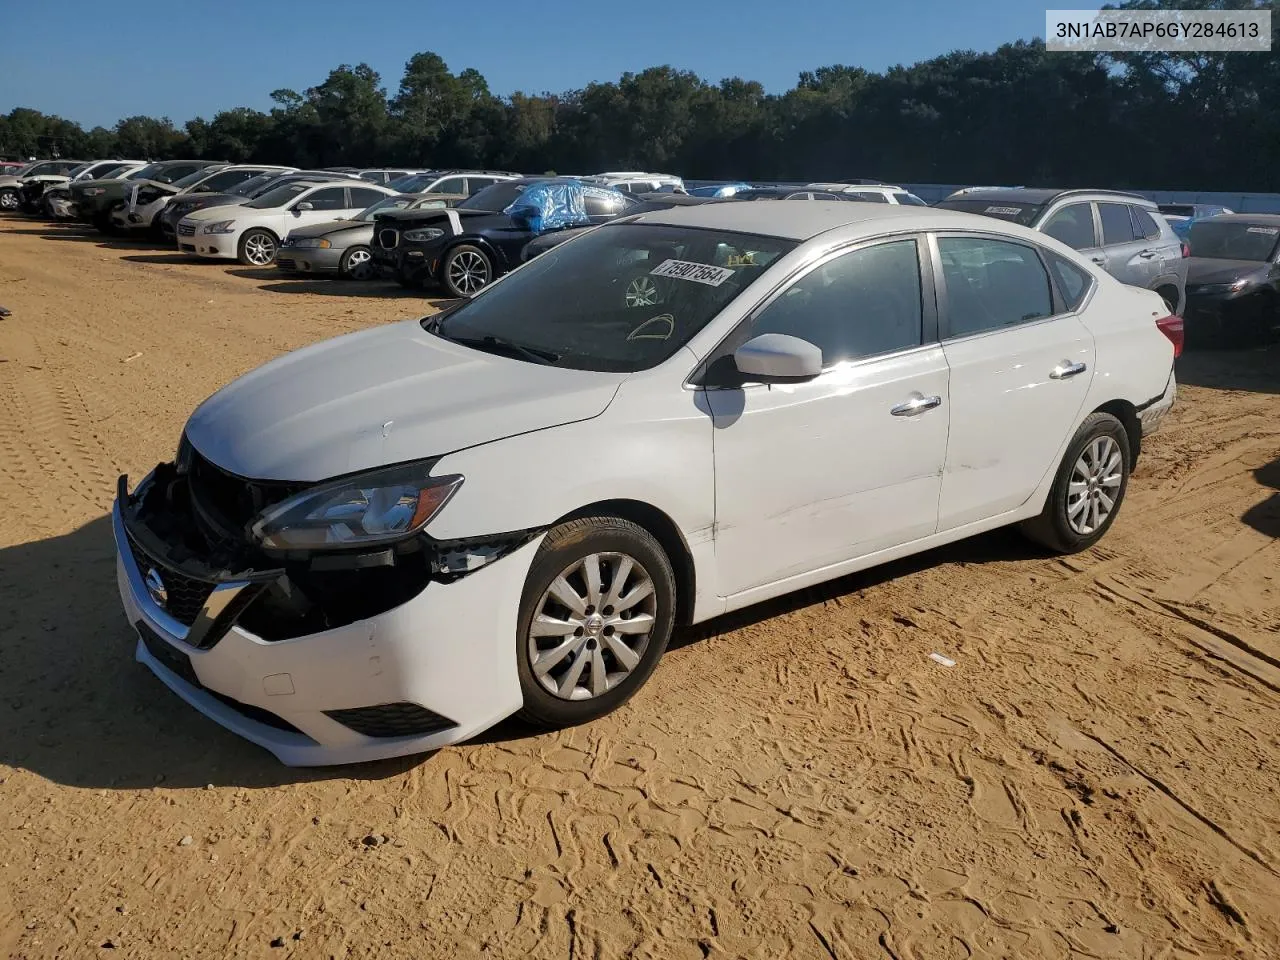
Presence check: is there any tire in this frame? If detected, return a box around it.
[440,244,493,298]
[94,211,120,235]
[1020,412,1131,554]
[0,188,19,212]
[237,228,278,266]
[516,517,677,729]
[340,245,376,281]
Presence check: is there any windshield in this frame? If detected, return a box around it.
[171,168,216,190]
[125,163,163,181]
[934,197,1045,226]
[246,182,312,209]
[1187,221,1280,261]
[93,163,129,179]
[459,181,533,211]
[22,161,63,178]
[354,195,421,221]
[1159,205,1195,219]
[387,171,444,193]
[428,223,797,372]
[895,193,929,206]
[67,163,93,178]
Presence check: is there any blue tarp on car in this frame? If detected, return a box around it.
[502,182,624,234]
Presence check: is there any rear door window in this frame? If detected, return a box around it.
[349,187,389,209]
[1098,202,1138,245]
[1131,206,1161,240]
[304,187,347,210]
[938,236,1054,338]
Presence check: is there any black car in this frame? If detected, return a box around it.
[371,178,637,297]
[1183,214,1280,346]
[521,193,721,262]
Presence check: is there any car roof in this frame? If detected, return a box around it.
[945,187,1150,205]
[1197,213,1280,225]
[630,199,1000,241]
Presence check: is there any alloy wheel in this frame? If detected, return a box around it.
[1067,435,1123,535]
[527,552,657,701]
[345,248,374,280]
[447,250,490,295]
[0,191,18,210]
[625,275,662,308]
[244,233,276,265]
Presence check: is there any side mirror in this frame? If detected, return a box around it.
[732,334,823,383]
[294,201,313,213]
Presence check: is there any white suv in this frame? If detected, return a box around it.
[806,182,929,205]
[588,172,686,194]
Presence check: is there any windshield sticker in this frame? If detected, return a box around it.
[650,259,735,287]
[1246,226,1279,235]
[726,252,756,267]
[984,205,1024,216]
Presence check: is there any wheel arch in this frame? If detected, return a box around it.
[1091,398,1141,465]
[553,498,696,626]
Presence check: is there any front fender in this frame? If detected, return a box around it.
[426,366,721,620]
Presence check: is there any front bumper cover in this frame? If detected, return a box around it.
[114,470,539,766]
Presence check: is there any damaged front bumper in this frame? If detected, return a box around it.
[113,467,539,766]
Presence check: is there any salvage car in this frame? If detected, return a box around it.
[112,202,1179,766]
[43,161,148,219]
[177,179,397,265]
[1183,214,1280,346]
[0,158,84,211]
[521,193,719,265]
[15,158,144,213]
[74,160,223,232]
[936,188,1188,314]
[111,165,293,236]
[276,192,466,279]
[371,178,636,296]
[159,170,359,239]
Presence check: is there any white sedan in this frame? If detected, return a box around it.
[176,179,398,265]
[113,202,1180,765]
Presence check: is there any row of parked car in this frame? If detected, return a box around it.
[2,158,1277,343]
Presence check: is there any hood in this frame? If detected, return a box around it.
[183,203,268,222]
[1185,259,1270,285]
[0,175,21,188]
[183,318,625,482]
[376,207,502,227]
[285,219,368,241]
[70,176,131,194]
[172,193,248,211]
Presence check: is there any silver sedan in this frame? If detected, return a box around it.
[277,192,467,280]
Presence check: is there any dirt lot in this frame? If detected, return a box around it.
[0,216,1277,960]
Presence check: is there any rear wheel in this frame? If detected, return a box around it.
[516,517,676,729]
[340,245,376,281]
[1021,412,1130,554]
[238,228,278,266]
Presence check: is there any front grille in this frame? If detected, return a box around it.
[276,258,297,270]
[187,449,303,533]
[177,222,196,237]
[324,703,456,739]
[377,228,399,248]
[127,533,216,627]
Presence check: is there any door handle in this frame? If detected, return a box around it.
[891,394,943,417]
[1090,256,1106,265]
[1137,249,1157,259]
[1050,360,1088,380]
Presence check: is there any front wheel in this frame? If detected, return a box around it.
[1021,412,1130,553]
[340,245,376,281]
[440,244,492,298]
[238,228,278,266]
[0,188,19,212]
[516,517,677,729]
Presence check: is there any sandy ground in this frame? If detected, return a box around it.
[0,215,1277,960]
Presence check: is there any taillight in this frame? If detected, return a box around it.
[1156,315,1184,358]
[1180,240,1190,258]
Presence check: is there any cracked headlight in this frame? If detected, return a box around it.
[251,464,463,551]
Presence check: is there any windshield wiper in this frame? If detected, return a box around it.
[446,333,560,365]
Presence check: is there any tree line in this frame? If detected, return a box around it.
[4,1,1279,191]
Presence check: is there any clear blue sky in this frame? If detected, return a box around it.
[3,0,1047,130]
